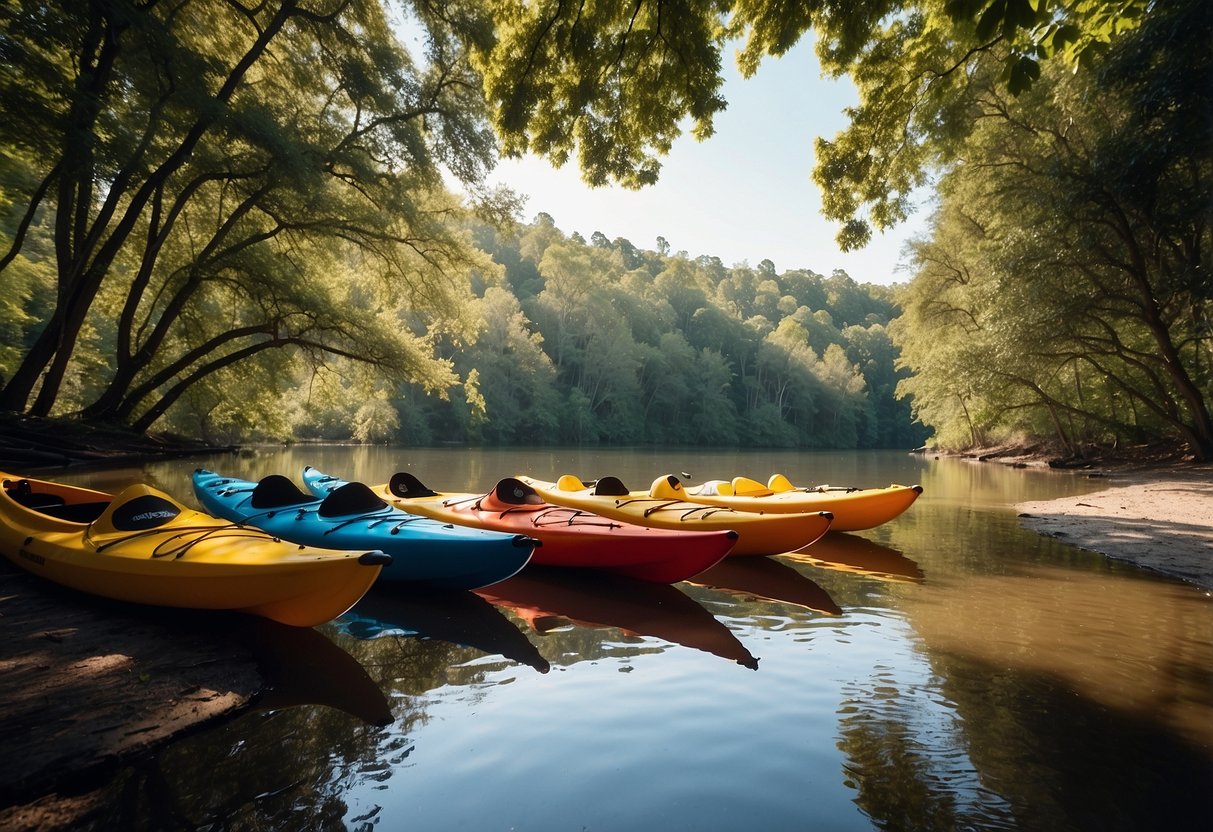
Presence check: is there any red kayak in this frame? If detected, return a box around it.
[303,469,737,584]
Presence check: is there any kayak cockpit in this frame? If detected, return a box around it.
[2,478,110,523]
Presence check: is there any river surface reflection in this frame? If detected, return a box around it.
[54,448,1213,831]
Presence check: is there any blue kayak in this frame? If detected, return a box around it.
[192,469,535,591]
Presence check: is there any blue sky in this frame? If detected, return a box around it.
[487,38,932,286]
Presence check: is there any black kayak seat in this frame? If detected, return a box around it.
[388,471,439,499]
[4,479,108,522]
[593,476,630,497]
[250,475,316,509]
[5,479,66,510]
[494,478,545,506]
[108,493,181,531]
[43,502,110,523]
[318,482,388,517]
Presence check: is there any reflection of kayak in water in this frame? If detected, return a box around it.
[476,568,759,669]
[780,533,924,583]
[690,557,842,615]
[335,587,550,673]
[246,617,392,725]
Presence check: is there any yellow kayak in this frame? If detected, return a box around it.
[516,474,833,556]
[676,474,922,532]
[0,473,388,627]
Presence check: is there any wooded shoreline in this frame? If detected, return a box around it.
[0,414,232,471]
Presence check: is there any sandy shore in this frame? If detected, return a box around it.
[1015,471,1213,590]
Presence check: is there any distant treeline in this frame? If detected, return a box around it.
[295,216,929,449]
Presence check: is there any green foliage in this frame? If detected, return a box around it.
[0,0,496,430]
[353,397,402,443]
[451,287,560,443]
[471,0,730,188]
[7,0,1177,456]
[816,0,1151,248]
[0,155,55,380]
[893,0,1213,460]
[469,0,1147,248]
[407,216,928,449]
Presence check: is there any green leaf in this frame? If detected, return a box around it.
[975,0,1010,41]
[1006,55,1041,95]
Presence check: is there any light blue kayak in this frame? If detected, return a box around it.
[192,469,536,591]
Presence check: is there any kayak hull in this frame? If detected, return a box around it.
[0,472,384,627]
[302,468,735,583]
[193,470,533,591]
[680,477,923,532]
[516,475,833,556]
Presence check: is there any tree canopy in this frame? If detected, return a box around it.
[468,0,1151,247]
[893,0,1212,460]
[0,0,501,427]
[2,0,1202,462]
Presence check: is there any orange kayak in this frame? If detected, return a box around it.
[676,473,922,532]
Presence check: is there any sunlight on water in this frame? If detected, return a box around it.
[319,596,1032,832]
[53,449,1213,831]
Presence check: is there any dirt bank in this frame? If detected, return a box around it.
[0,414,231,471]
[0,561,262,831]
[1015,471,1213,591]
[0,557,395,832]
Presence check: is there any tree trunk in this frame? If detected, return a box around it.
[3,1,297,419]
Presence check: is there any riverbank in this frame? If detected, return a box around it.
[921,443,1213,590]
[0,413,231,471]
[926,443,1213,589]
[1015,472,1213,591]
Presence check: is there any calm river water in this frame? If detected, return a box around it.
[58,448,1213,830]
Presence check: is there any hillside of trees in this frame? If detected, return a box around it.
[289,217,927,448]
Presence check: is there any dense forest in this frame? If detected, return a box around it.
[0,0,1208,458]
[297,217,926,448]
